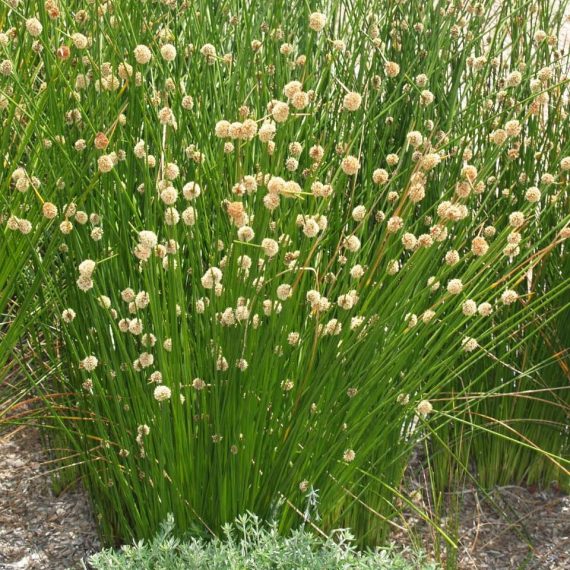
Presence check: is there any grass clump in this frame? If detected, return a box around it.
[0,0,568,558]
[88,512,437,570]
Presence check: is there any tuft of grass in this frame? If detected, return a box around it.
[0,0,568,557]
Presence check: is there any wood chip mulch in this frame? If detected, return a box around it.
[0,428,100,569]
[394,481,570,569]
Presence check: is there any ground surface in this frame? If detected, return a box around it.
[0,428,100,569]
[396,482,570,569]
[0,428,568,569]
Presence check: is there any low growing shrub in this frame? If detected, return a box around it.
[88,513,437,570]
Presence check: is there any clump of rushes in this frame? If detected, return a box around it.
[4,0,570,550]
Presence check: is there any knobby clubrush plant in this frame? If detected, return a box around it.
[1,0,569,557]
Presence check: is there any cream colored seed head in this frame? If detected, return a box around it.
[417,400,433,416]
[26,18,43,37]
[343,91,362,111]
[271,101,289,123]
[42,202,58,219]
[154,385,172,402]
[133,44,152,64]
[447,278,463,295]
[471,236,489,256]
[384,61,400,77]
[160,43,177,62]
[501,289,518,305]
[341,155,360,175]
[309,12,326,32]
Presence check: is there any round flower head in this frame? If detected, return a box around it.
[182,207,197,226]
[135,291,150,309]
[201,267,223,289]
[94,132,109,151]
[62,308,76,323]
[341,155,360,176]
[462,299,477,316]
[344,235,361,252]
[58,219,72,234]
[386,153,400,166]
[309,12,326,32]
[276,284,292,300]
[258,122,276,142]
[402,233,417,250]
[386,216,403,233]
[352,205,366,222]
[501,289,518,305]
[18,219,32,234]
[490,129,507,145]
[164,207,179,226]
[237,225,254,242]
[0,59,13,76]
[182,181,201,200]
[509,211,525,228]
[164,162,180,180]
[78,259,96,276]
[505,119,521,137]
[384,61,400,78]
[416,400,433,416]
[271,101,289,123]
[445,250,460,265]
[406,131,423,148]
[525,187,541,203]
[42,202,58,219]
[291,91,309,110]
[138,230,158,249]
[478,302,493,317]
[128,318,143,335]
[461,165,477,181]
[506,70,522,87]
[134,44,152,64]
[372,168,389,184]
[420,90,434,105]
[160,43,177,62]
[200,43,217,59]
[447,278,463,295]
[139,352,154,368]
[81,355,98,372]
[343,91,362,112]
[462,337,478,352]
[421,310,436,324]
[471,236,489,256]
[72,33,88,50]
[261,238,279,257]
[97,154,114,173]
[215,120,231,138]
[154,385,172,402]
[284,80,302,99]
[158,106,175,125]
[303,218,320,237]
[343,449,356,463]
[160,186,178,205]
[26,18,43,37]
[332,39,346,52]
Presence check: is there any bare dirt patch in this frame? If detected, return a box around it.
[0,428,100,569]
